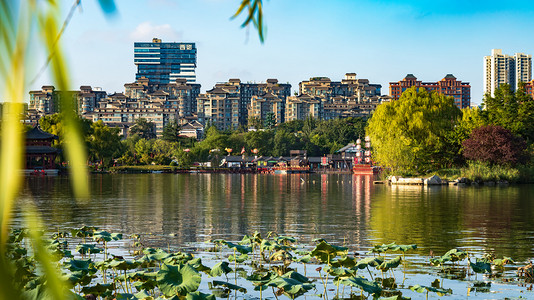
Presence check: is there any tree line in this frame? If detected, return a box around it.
[36,114,367,168]
[367,83,534,175]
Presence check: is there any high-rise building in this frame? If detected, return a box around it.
[484,49,532,96]
[134,38,197,85]
[389,74,471,109]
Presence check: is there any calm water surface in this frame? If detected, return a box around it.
[16,173,534,260]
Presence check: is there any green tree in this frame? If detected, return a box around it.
[162,121,181,142]
[367,87,461,174]
[87,120,122,167]
[135,138,153,165]
[482,84,534,143]
[244,130,274,156]
[273,129,300,157]
[130,118,156,139]
[263,112,276,129]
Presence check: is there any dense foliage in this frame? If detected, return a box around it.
[367,87,461,174]
[6,227,532,300]
[462,125,528,166]
[39,115,368,169]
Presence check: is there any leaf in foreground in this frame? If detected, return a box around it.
[156,264,201,296]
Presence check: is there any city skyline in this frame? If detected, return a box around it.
[7,0,534,105]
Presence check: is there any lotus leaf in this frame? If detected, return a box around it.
[369,243,397,254]
[469,259,491,274]
[186,291,216,300]
[281,271,310,283]
[395,244,417,252]
[410,284,452,296]
[211,280,247,293]
[247,271,277,286]
[326,266,354,278]
[210,261,233,277]
[81,283,114,297]
[156,264,201,296]
[187,257,211,274]
[379,295,411,300]
[64,258,95,273]
[66,270,95,286]
[355,256,384,269]
[269,250,292,262]
[267,276,314,295]
[311,241,348,263]
[293,254,312,263]
[239,234,253,245]
[223,241,252,254]
[274,236,297,245]
[493,257,514,267]
[131,290,152,299]
[339,276,382,295]
[108,259,139,271]
[331,256,356,268]
[378,256,402,271]
[76,244,102,255]
[133,278,157,291]
[115,293,135,300]
[228,253,249,263]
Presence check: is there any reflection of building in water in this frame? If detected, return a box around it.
[351,175,373,247]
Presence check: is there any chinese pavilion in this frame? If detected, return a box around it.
[25,126,59,172]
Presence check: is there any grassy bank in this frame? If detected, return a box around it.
[426,162,534,183]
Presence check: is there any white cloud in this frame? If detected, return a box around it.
[129,22,183,41]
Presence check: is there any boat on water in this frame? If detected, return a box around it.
[352,164,380,175]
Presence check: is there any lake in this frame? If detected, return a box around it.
[18,173,534,259]
[14,173,534,299]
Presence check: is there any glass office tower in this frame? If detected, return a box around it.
[134,38,197,84]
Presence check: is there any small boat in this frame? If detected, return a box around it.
[352,164,380,175]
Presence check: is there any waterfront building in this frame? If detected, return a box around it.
[249,93,285,126]
[484,49,532,96]
[389,74,471,109]
[285,94,323,121]
[134,38,197,84]
[25,125,59,174]
[179,120,204,140]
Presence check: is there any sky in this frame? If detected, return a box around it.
[16,0,534,105]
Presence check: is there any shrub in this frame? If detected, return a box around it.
[462,125,528,166]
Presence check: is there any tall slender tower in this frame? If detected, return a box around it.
[134,38,197,85]
[484,49,532,96]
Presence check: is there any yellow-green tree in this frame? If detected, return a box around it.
[367,87,461,174]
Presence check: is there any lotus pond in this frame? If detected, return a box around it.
[11,173,534,299]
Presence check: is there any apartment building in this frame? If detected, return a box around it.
[249,93,285,125]
[285,94,323,122]
[196,86,240,130]
[484,49,532,96]
[389,74,471,109]
[299,73,382,100]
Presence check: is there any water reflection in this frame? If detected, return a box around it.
[16,174,534,260]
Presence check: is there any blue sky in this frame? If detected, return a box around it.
[23,0,534,105]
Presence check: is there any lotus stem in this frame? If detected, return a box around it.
[272,286,279,300]
[366,266,374,280]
